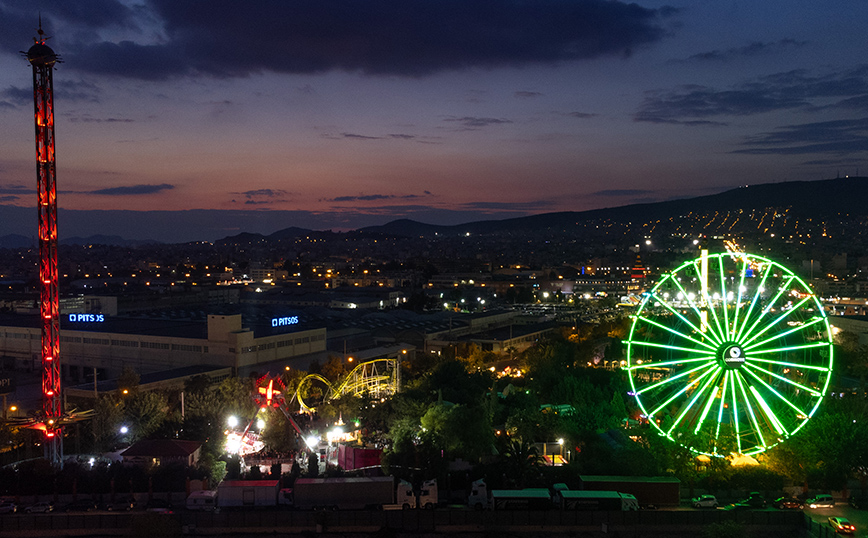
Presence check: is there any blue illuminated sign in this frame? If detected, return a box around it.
[272,316,299,327]
[69,313,105,322]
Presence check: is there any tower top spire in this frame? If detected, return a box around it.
[26,15,57,67]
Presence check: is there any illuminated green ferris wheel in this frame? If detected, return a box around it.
[625,251,833,457]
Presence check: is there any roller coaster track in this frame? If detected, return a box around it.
[295,358,400,412]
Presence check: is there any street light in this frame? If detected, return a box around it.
[119,426,129,435]
[227,416,239,428]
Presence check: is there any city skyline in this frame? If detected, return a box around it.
[0,1,867,241]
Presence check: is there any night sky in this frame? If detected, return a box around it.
[0,1,867,242]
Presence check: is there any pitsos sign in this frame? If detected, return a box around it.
[69,313,105,322]
[272,316,299,327]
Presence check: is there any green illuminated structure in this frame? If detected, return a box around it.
[625,252,833,456]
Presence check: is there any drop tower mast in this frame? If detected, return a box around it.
[26,22,62,464]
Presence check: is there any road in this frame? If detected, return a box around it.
[804,503,868,537]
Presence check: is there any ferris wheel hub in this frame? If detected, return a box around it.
[719,343,746,370]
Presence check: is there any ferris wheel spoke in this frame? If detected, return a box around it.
[688,260,728,342]
[742,362,822,397]
[741,295,813,348]
[627,355,716,371]
[667,366,721,435]
[648,363,719,418]
[667,275,726,345]
[626,339,717,358]
[745,356,830,371]
[734,372,766,448]
[694,385,720,435]
[635,361,718,395]
[738,275,797,346]
[715,371,731,442]
[747,385,789,436]
[740,366,810,418]
[730,259,749,341]
[648,291,723,346]
[633,315,718,352]
[733,265,774,342]
[746,341,831,356]
[742,316,825,351]
[730,368,743,453]
[717,256,732,341]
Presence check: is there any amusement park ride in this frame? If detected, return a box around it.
[227,358,401,456]
[15,21,92,466]
[625,249,834,457]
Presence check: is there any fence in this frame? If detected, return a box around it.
[0,508,806,535]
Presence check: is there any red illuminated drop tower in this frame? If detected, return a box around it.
[27,23,62,464]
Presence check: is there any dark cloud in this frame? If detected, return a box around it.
[732,117,868,156]
[681,39,807,63]
[592,189,655,197]
[0,1,137,63]
[239,189,287,198]
[801,158,864,166]
[39,0,674,80]
[339,133,384,140]
[68,116,134,123]
[0,195,18,202]
[444,116,513,128]
[0,86,32,106]
[55,80,102,103]
[567,111,597,119]
[87,183,175,195]
[635,66,868,123]
[515,91,543,99]
[0,184,32,195]
[327,193,427,203]
[324,132,418,141]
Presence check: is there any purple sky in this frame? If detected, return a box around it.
[1,1,867,242]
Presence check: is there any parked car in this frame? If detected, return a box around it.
[739,491,766,508]
[691,494,718,508]
[848,495,868,509]
[24,502,53,513]
[145,498,173,513]
[62,499,97,512]
[829,516,856,534]
[0,501,16,514]
[104,498,136,511]
[773,496,804,510]
[807,494,835,509]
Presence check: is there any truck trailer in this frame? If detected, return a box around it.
[217,480,280,508]
[557,490,640,511]
[292,476,435,510]
[578,475,680,508]
[491,488,554,510]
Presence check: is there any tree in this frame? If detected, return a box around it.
[124,391,169,442]
[501,438,542,488]
[91,394,126,452]
[321,355,348,383]
[117,366,140,396]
